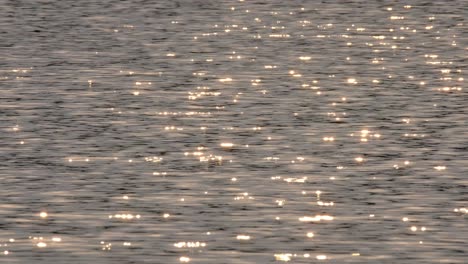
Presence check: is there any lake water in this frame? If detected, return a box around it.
[0,0,467,263]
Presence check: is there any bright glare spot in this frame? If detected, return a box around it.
[316,255,327,260]
[411,226,417,232]
[307,232,314,238]
[180,256,190,262]
[220,142,234,148]
[355,157,364,162]
[174,241,206,248]
[236,235,251,240]
[163,213,170,218]
[52,237,62,242]
[39,212,48,218]
[219,77,233,83]
[274,253,292,261]
[37,242,47,248]
[299,215,334,222]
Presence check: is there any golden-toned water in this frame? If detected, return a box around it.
[1,1,466,263]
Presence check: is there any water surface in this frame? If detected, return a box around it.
[1,0,467,263]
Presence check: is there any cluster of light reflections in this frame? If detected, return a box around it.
[1,0,466,263]
[299,215,334,222]
[274,253,328,262]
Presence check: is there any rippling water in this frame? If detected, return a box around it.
[1,1,467,263]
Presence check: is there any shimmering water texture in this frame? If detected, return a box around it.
[1,0,467,263]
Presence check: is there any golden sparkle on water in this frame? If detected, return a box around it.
[174,242,206,248]
[36,242,47,248]
[179,256,190,263]
[299,215,334,222]
[274,253,292,262]
[109,214,141,220]
[236,235,251,240]
[454,208,467,214]
[355,157,364,162]
[220,142,234,148]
